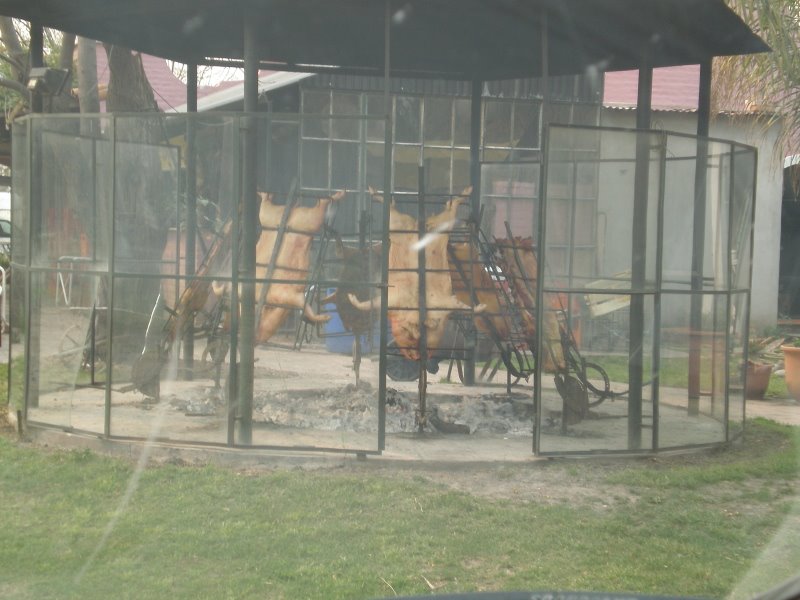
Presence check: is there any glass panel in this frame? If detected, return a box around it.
[330,93,360,140]
[513,100,540,149]
[480,162,539,240]
[331,141,359,191]
[393,145,421,193]
[453,98,472,146]
[366,95,386,142]
[423,147,451,194]
[301,139,330,189]
[265,120,299,194]
[395,96,421,144]
[365,142,386,192]
[452,149,470,193]
[424,97,453,146]
[483,100,511,146]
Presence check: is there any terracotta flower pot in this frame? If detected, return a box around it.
[781,345,800,402]
[745,361,772,400]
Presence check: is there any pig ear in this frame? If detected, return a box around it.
[329,190,346,202]
[460,185,473,198]
[258,192,273,204]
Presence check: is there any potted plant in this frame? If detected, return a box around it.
[745,338,772,400]
[781,338,800,402]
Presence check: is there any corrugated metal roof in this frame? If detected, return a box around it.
[602,65,700,112]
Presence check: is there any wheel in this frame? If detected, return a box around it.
[58,323,105,372]
[58,324,86,367]
[584,361,612,407]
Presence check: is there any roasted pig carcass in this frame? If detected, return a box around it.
[350,187,485,361]
[494,237,564,371]
[254,190,345,343]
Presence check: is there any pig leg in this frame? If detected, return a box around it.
[428,293,487,313]
[268,286,331,323]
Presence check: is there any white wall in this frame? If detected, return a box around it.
[601,109,783,331]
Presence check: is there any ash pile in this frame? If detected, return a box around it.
[253,383,535,435]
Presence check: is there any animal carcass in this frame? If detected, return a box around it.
[254,191,345,343]
[350,187,485,361]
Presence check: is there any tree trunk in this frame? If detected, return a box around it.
[104,44,158,113]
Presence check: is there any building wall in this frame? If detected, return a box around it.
[601,109,783,330]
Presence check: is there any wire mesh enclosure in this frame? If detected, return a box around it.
[10,113,756,458]
[534,124,755,455]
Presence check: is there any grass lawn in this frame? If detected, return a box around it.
[0,417,798,599]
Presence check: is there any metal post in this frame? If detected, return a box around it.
[417,165,428,432]
[104,117,118,437]
[237,16,259,445]
[30,23,44,114]
[533,6,549,454]
[688,59,712,414]
[183,63,198,379]
[628,57,653,451]
[653,132,668,451]
[463,79,483,386]
[377,0,392,451]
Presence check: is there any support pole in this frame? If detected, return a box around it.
[628,58,653,450]
[533,7,549,454]
[464,79,483,386]
[237,16,259,445]
[377,0,392,451]
[183,63,198,380]
[688,59,712,415]
[417,165,428,432]
[30,23,44,114]
[26,21,44,412]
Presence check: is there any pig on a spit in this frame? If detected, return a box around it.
[254,190,345,343]
[349,187,486,362]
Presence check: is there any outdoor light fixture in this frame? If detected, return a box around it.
[26,67,70,95]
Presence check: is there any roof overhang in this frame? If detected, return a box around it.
[0,0,768,81]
